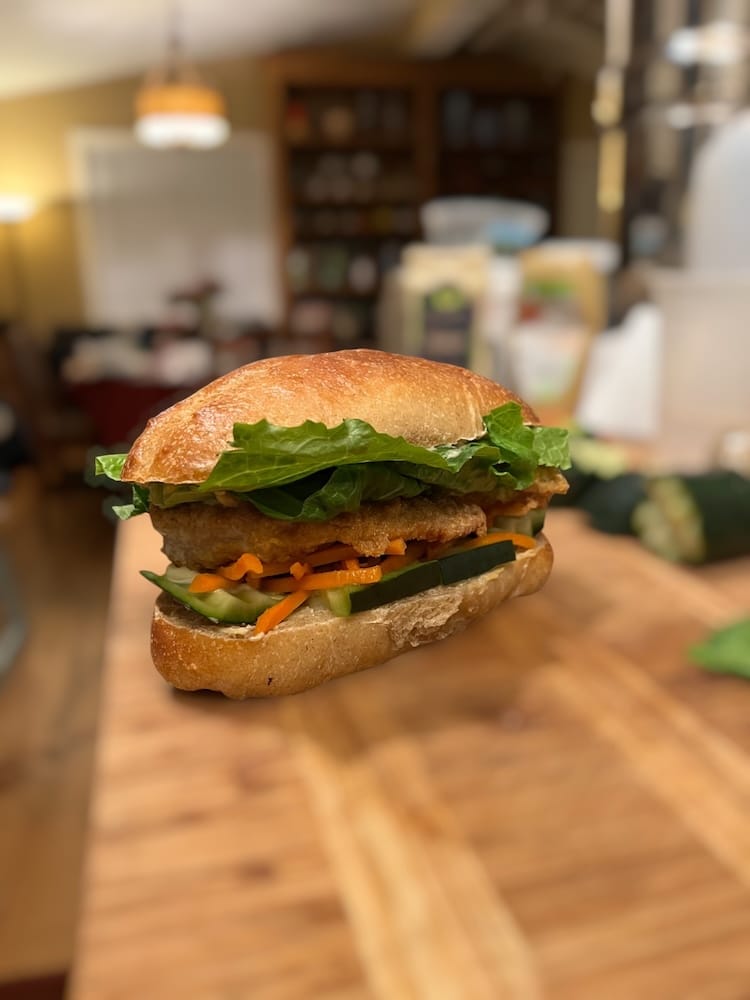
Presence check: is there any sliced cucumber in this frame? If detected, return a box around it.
[324,537,518,618]
[491,509,545,535]
[350,560,442,615]
[325,586,356,618]
[529,508,546,534]
[324,561,442,617]
[141,570,280,624]
[164,564,197,586]
[439,539,515,585]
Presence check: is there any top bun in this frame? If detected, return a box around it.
[122,350,537,485]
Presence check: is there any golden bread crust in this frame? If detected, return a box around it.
[122,350,537,485]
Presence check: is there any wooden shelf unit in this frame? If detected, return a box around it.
[266,53,560,349]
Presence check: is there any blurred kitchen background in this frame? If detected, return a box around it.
[1,0,750,997]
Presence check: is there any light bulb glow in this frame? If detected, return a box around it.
[0,194,35,222]
[666,21,747,67]
[135,112,230,149]
[134,81,230,149]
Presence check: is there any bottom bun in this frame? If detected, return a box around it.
[151,534,553,698]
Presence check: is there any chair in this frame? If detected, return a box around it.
[0,321,94,486]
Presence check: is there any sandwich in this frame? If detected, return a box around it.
[97,350,570,698]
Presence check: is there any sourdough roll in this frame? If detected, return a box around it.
[96,350,570,697]
[152,536,553,699]
[122,350,538,484]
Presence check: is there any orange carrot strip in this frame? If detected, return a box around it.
[219,552,263,581]
[255,560,293,578]
[301,567,382,590]
[305,544,360,568]
[384,538,407,555]
[263,565,383,594]
[290,561,310,580]
[379,554,409,574]
[426,541,450,559]
[459,532,535,552]
[189,573,232,593]
[380,540,428,574]
[344,558,360,571]
[253,590,309,635]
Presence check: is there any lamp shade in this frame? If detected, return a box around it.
[135,80,230,149]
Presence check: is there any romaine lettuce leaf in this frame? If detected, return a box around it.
[95,402,570,520]
[203,419,502,492]
[95,453,127,480]
[247,464,426,520]
[112,484,150,520]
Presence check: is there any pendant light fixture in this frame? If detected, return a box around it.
[135,6,230,150]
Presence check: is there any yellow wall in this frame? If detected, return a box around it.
[0,56,271,336]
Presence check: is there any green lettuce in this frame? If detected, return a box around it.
[203,420,504,491]
[247,464,426,521]
[95,453,127,480]
[96,402,570,521]
[94,453,149,520]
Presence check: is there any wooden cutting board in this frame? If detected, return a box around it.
[69,511,750,1000]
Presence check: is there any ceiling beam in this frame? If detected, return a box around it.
[403,0,510,57]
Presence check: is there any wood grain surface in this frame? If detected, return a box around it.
[0,472,113,984]
[69,511,750,1000]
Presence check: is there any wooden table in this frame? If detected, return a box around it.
[70,511,750,1000]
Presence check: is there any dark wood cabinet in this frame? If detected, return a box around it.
[266,53,560,349]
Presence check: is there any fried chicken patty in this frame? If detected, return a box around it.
[477,467,570,516]
[151,495,489,570]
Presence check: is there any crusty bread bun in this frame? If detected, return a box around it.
[150,534,552,698]
[122,349,537,485]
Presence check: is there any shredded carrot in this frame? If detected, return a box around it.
[384,538,407,555]
[304,544,360,568]
[188,573,232,593]
[290,561,310,580]
[344,558,360,571]
[263,565,383,594]
[302,566,382,590]
[456,532,536,553]
[379,554,409,574]
[220,552,263,581]
[255,560,293,578]
[425,541,450,559]
[428,532,535,560]
[380,541,426,574]
[253,590,309,635]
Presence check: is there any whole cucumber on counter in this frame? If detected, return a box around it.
[578,473,647,535]
[634,471,750,563]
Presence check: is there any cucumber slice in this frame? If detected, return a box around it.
[325,561,443,617]
[439,539,515,585]
[141,570,280,624]
[349,560,442,615]
[529,508,546,534]
[325,586,355,618]
[164,564,197,586]
[491,510,545,536]
[325,538,519,617]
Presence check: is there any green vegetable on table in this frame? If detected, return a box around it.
[690,618,750,680]
[634,472,750,564]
